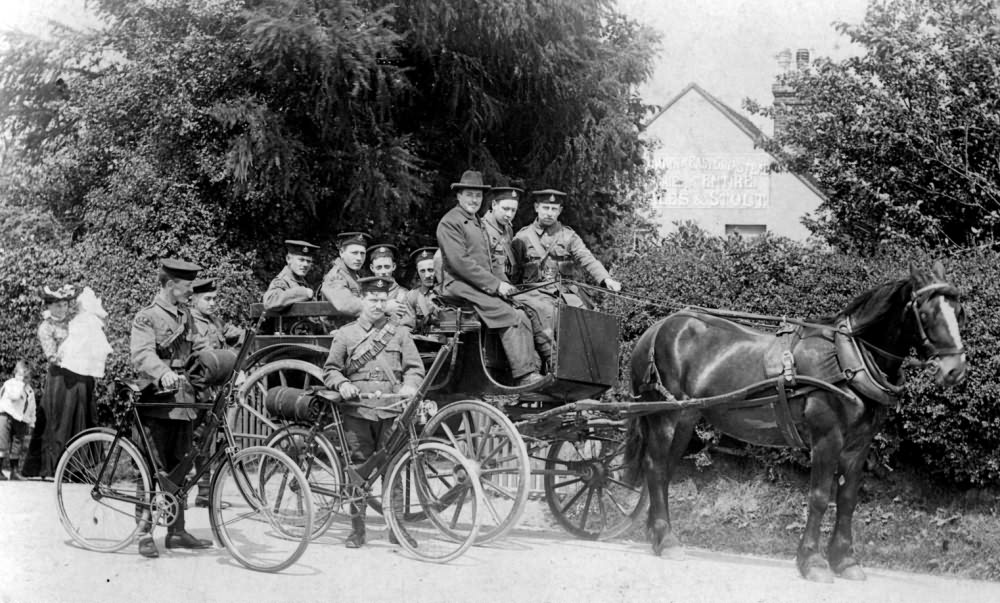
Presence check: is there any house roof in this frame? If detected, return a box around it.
[643,82,826,200]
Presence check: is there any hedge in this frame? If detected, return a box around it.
[601,224,1000,486]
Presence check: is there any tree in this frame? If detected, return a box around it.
[0,0,660,262]
[746,0,1000,250]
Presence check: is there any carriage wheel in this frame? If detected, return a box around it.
[231,359,325,449]
[420,399,530,544]
[543,427,649,540]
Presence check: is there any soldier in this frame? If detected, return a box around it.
[320,231,374,328]
[262,240,320,311]
[482,187,522,284]
[129,259,214,559]
[405,247,441,333]
[188,277,245,507]
[366,244,415,329]
[322,276,424,548]
[513,189,622,335]
[436,170,544,386]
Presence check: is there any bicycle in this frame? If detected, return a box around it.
[54,315,314,573]
[264,337,485,563]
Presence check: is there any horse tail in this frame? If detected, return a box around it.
[623,416,647,485]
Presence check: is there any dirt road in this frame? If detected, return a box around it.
[3,480,998,603]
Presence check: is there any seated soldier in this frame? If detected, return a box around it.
[321,231,372,329]
[437,170,544,386]
[513,189,622,339]
[366,243,415,330]
[262,240,320,311]
[321,276,424,548]
[405,247,441,333]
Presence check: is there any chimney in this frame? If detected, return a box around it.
[772,48,809,138]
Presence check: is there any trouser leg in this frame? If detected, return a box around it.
[145,417,191,532]
[499,315,541,379]
[515,302,554,370]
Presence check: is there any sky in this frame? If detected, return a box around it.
[0,0,872,132]
[618,0,870,133]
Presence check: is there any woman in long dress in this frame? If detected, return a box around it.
[22,285,106,478]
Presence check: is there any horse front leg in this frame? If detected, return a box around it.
[827,416,878,580]
[643,411,696,560]
[797,422,843,583]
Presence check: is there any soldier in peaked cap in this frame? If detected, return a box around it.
[188,277,244,507]
[436,170,545,387]
[483,187,523,284]
[405,247,441,332]
[321,231,374,328]
[322,276,424,548]
[513,189,622,337]
[262,240,320,311]
[366,244,414,330]
[129,258,214,558]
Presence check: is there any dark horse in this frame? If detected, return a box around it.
[624,263,967,582]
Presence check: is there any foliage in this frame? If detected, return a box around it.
[0,0,660,277]
[604,224,1000,486]
[745,0,1000,250]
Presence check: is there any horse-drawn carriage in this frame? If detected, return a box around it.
[230,263,967,580]
[231,295,648,542]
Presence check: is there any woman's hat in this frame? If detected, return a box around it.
[41,284,76,304]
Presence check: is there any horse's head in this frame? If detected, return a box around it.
[908,261,966,387]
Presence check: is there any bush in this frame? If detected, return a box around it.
[603,225,1000,487]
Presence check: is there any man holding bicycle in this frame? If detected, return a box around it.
[321,276,425,548]
[129,258,214,559]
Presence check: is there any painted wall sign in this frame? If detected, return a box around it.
[651,153,770,210]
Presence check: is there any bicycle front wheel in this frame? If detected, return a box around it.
[383,441,483,563]
[55,429,154,553]
[209,446,313,572]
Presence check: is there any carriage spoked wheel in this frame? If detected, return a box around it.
[232,359,325,449]
[543,427,649,540]
[419,399,530,544]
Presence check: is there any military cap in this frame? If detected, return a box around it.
[284,239,319,256]
[490,187,523,203]
[531,189,568,205]
[40,284,76,304]
[450,170,491,191]
[359,276,392,294]
[159,258,201,282]
[367,244,398,261]
[192,278,217,294]
[410,246,438,264]
[336,231,371,249]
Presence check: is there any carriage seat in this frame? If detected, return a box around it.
[432,295,481,333]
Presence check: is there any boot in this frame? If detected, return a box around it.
[165,529,213,549]
[345,505,366,549]
[137,534,159,558]
[8,458,23,481]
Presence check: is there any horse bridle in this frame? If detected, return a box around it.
[905,281,966,360]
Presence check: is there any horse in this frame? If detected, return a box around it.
[624,262,967,582]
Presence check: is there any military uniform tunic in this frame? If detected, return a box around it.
[482,210,518,284]
[387,280,416,330]
[262,266,315,311]
[190,309,244,353]
[321,258,365,325]
[130,291,197,420]
[406,285,440,332]
[513,220,612,286]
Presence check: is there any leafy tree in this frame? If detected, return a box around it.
[746,0,1000,251]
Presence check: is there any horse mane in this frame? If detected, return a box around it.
[813,278,912,336]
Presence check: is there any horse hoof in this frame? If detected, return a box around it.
[803,566,835,583]
[837,565,867,581]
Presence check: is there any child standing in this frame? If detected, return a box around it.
[0,361,36,480]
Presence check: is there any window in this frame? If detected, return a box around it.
[725,224,766,238]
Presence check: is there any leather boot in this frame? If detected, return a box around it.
[137,534,159,558]
[345,505,366,549]
[165,530,214,549]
